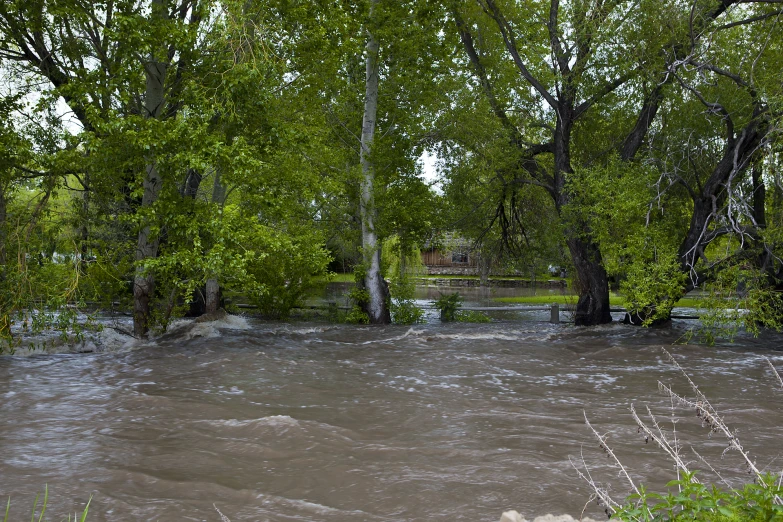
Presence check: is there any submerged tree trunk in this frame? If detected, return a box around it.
[566,236,613,325]
[0,186,6,285]
[133,158,163,336]
[205,168,227,314]
[133,0,168,337]
[358,0,390,325]
[479,253,491,288]
[553,108,613,326]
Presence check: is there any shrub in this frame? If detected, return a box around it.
[432,292,462,322]
[574,349,783,521]
[390,298,424,324]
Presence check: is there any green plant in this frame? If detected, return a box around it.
[694,265,783,343]
[2,486,90,522]
[382,235,425,325]
[615,472,783,521]
[455,310,492,323]
[390,298,424,324]
[432,292,462,322]
[345,304,370,324]
[342,264,381,324]
[575,349,783,522]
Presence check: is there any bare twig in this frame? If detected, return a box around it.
[630,404,693,479]
[213,504,231,522]
[692,448,733,489]
[569,447,622,518]
[583,411,645,502]
[658,347,782,507]
[764,357,783,389]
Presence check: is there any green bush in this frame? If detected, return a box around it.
[616,472,783,521]
[390,298,424,324]
[432,292,462,322]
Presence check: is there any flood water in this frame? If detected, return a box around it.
[1,318,782,521]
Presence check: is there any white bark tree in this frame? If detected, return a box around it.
[358,0,391,324]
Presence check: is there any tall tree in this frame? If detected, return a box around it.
[358,0,391,324]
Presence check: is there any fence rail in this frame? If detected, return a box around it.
[235,302,701,323]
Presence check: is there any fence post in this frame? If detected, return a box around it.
[550,303,560,324]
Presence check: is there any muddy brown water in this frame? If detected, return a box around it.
[1,319,782,521]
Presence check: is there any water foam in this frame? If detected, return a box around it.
[200,415,302,432]
[408,329,554,342]
[159,313,252,341]
[6,325,138,356]
[501,512,599,522]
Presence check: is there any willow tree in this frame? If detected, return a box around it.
[563,0,783,327]
[0,0,213,335]
[446,0,665,325]
[446,0,782,326]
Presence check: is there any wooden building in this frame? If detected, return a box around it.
[420,243,478,269]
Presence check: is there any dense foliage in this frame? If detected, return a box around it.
[0,0,781,347]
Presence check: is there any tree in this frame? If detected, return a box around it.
[443,0,783,328]
[357,0,391,323]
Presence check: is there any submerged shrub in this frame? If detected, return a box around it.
[390,298,424,324]
[433,292,462,322]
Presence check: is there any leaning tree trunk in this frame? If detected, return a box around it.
[358,0,390,325]
[678,115,767,283]
[133,0,168,337]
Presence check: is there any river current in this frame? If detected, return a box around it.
[1,318,782,521]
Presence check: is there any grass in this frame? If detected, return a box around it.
[494,294,709,308]
[495,294,621,305]
[417,274,567,281]
[674,297,708,308]
[315,273,354,283]
[315,272,570,284]
[2,486,90,522]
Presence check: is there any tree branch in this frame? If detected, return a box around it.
[478,0,559,109]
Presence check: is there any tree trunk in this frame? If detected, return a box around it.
[554,110,612,326]
[678,115,766,281]
[205,168,227,314]
[205,278,221,314]
[77,174,90,272]
[182,168,202,199]
[752,161,766,229]
[479,254,490,288]
[133,0,168,337]
[358,0,390,325]
[566,235,613,325]
[0,186,7,338]
[133,161,163,336]
[0,185,6,283]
